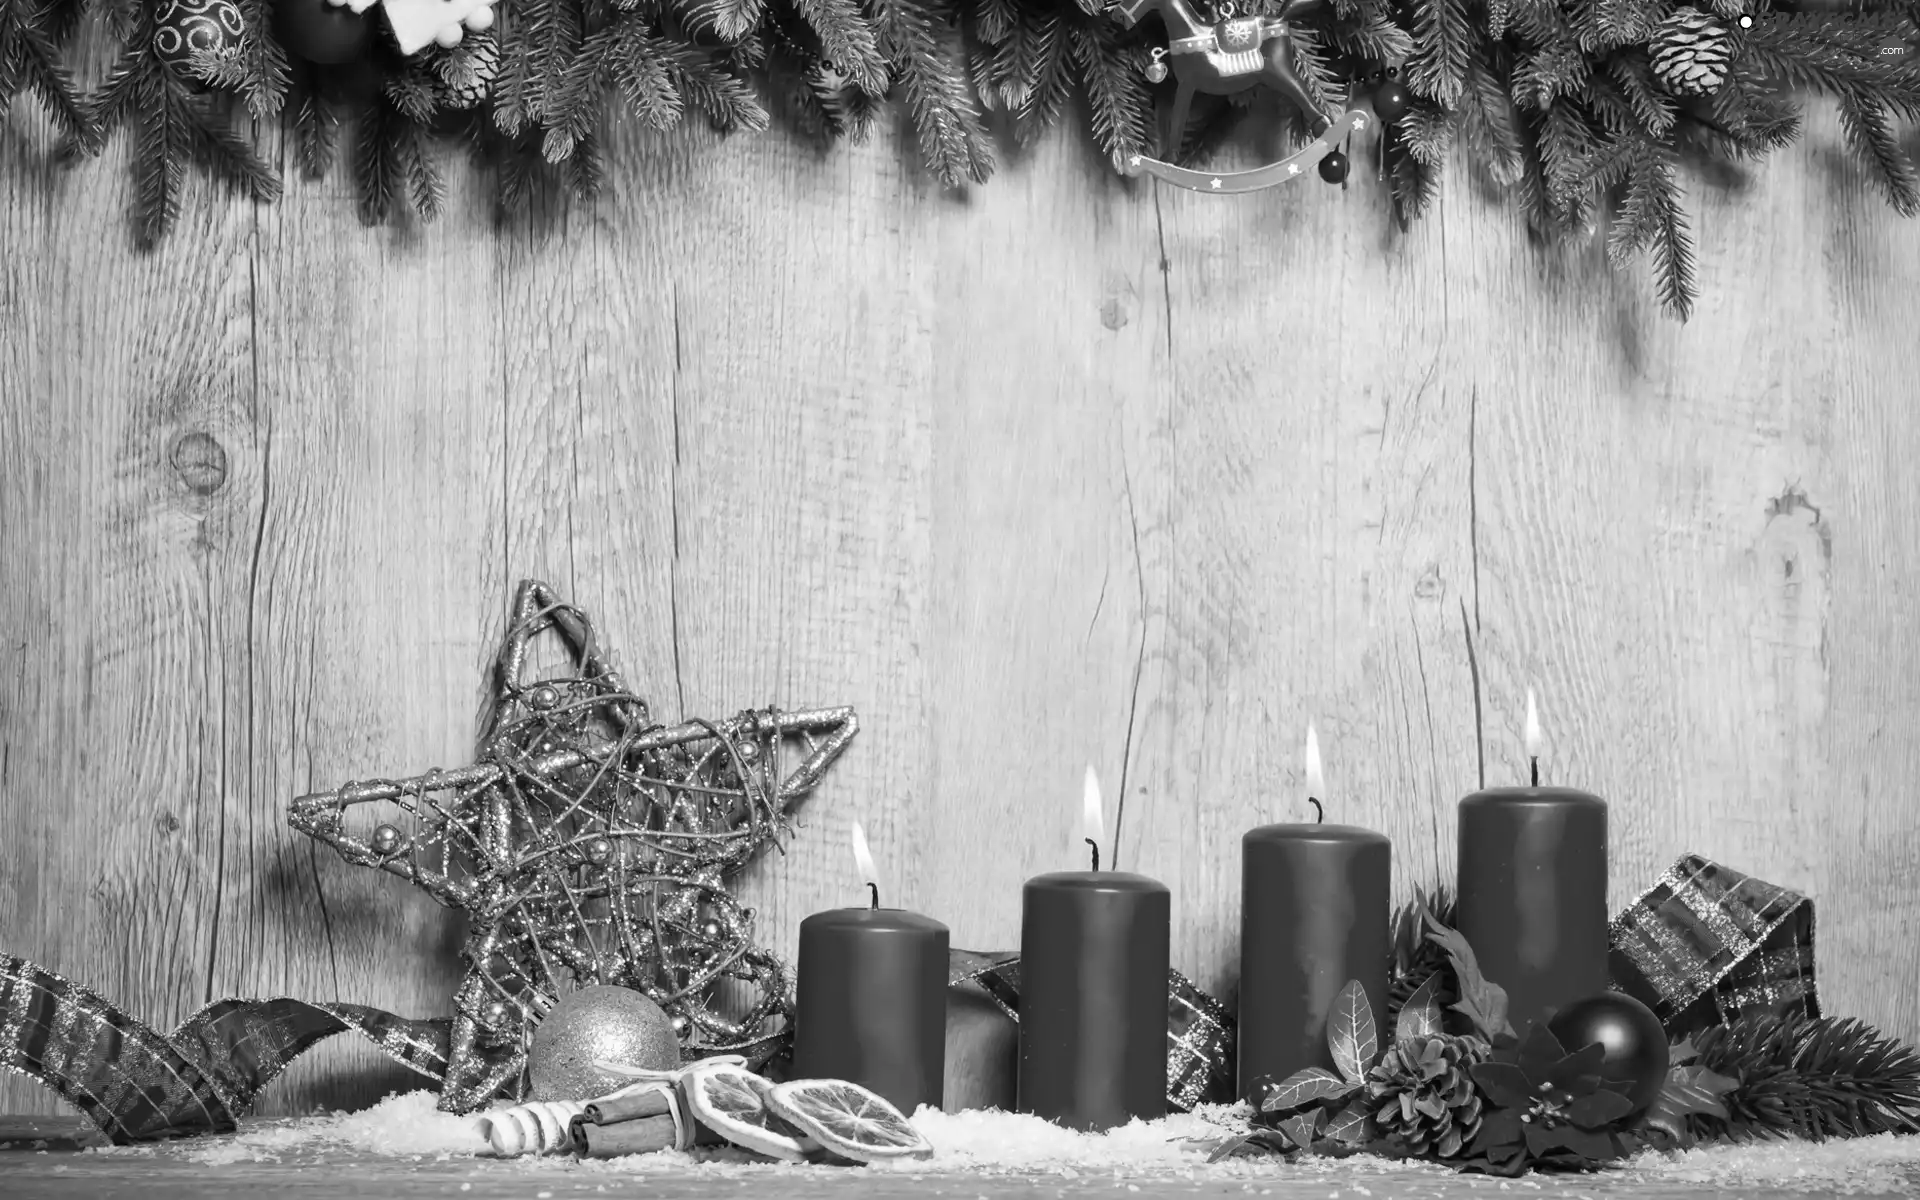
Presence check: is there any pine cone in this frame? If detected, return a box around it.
[1366,1035,1488,1158]
[433,32,498,109]
[1650,7,1734,96]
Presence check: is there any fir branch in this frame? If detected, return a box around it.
[1693,1015,1920,1140]
[1741,14,1920,122]
[1405,0,1474,104]
[1011,11,1074,147]
[1387,888,1456,1022]
[1458,55,1526,185]
[234,0,291,119]
[394,119,445,222]
[0,0,96,153]
[1837,87,1920,215]
[871,0,994,185]
[1327,14,1415,66]
[1603,51,1676,138]
[563,126,603,197]
[610,30,685,130]
[657,37,773,131]
[355,94,404,225]
[972,0,1023,43]
[183,91,282,203]
[1068,16,1151,171]
[292,83,339,181]
[679,0,768,43]
[1384,120,1440,229]
[787,0,888,95]
[132,71,185,246]
[1604,134,1696,319]
[542,22,620,160]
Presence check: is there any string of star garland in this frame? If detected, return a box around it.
[2,0,1917,316]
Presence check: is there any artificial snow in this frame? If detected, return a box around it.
[81,1089,1920,1195]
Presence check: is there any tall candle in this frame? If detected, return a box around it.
[1455,691,1609,1033]
[793,822,950,1114]
[1238,723,1391,1099]
[1017,767,1170,1132]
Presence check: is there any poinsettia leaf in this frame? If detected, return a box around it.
[1515,1025,1569,1079]
[1549,1041,1607,1089]
[1396,974,1444,1040]
[1669,1036,1700,1065]
[1423,911,1516,1040]
[1277,1112,1319,1150]
[1549,1123,1620,1162]
[1205,1129,1298,1161]
[1260,1067,1355,1112]
[1470,1060,1535,1109]
[1322,1097,1371,1145]
[1566,1087,1635,1127]
[1328,980,1378,1083]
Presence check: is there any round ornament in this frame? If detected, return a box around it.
[1318,149,1349,184]
[272,0,372,65]
[528,985,682,1101]
[370,823,406,856]
[1547,991,1670,1115]
[1144,48,1169,85]
[1373,80,1411,122]
[153,0,246,70]
[1650,7,1733,97]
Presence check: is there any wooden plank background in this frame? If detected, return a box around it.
[3,92,1918,1119]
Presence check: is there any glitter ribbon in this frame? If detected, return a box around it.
[1607,853,1819,1036]
[947,949,1237,1110]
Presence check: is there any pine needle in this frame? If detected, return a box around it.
[870,0,994,186]
[1837,88,1920,216]
[1069,18,1151,171]
[293,86,338,181]
[1693,1015,1920,1140]
[1010,12,1073,148]
[787,0,888,96]
[1406,0,1474,105]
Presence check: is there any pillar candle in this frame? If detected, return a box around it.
[1017,767,1169,1132]
[1455,694,1609,1033]
[792,824,950,1115]
[1238,823,1391,1097]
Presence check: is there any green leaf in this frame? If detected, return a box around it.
[1328,980,1378,1084]
[1322,1097,1370,1145]
[1261,1067,1357,1112]
[1471,1060,1535,1109]
[1395,974,1443,1041]
[1566,1087,1635,1127]
[1276,1112,1319,1151]
[1422,910,1515,1041]
[1204,1129,1294,1162]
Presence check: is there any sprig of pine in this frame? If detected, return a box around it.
[1690,1014,1920,1140]
[0,0,95,152]
[873,0,994,184]
[1387,887,1455,1020]
[85,5,280,245]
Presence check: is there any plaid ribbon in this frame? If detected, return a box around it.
[1608,853,1819,1036]
[947,948,1236,1110]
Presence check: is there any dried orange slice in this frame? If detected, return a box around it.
[764,1079,933,1162]
[680,1062,818,1162]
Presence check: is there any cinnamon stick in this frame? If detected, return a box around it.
[584,1083,674,1125]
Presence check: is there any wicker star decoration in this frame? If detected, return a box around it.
[289,580,857,1113]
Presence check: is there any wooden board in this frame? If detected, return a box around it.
[4,82,1920,1123]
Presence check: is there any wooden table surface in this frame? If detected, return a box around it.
[5,1117,1917,1200]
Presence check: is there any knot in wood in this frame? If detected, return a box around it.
[169,431,229,495]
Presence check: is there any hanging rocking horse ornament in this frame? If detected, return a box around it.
[1107,0,1371,193]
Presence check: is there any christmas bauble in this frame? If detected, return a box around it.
[528,986,681,1100]
[272,0,373,65]
[1547,991,1670,1115]
[153,0,246,70]
[1373,80,1411,122]
[1318,149,1349,184]
[1650,7,1733,97]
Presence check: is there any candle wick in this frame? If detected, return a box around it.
[866,881,879,910]
[1085,837,1101,872]
[1307,797,1323,824]
[1530,757,1539,788]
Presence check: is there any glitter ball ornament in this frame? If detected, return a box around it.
[1366,1034,1488,1158]
[1548,992,1670,1115]
[153,0,246,70]
[529,986,681,1100]
[1650,7,1734,97]
[272,0,373,65]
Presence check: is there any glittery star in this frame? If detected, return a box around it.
[289,580,857,1112]
[1210,177,1223,189]
[1288,163,1302,175]
[1352,113,1368,130]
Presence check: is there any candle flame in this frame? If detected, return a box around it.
[1304,721,1324,797]
[1524,688,1542,758]
[1082,765,1104,847]
[851,820,878,886]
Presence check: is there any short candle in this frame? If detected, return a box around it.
[1455,690,1609,1032]
[1016,767,1170,1132]
[1237,722,1391,1099]
[793,822,949,1114]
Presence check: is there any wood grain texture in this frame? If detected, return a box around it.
[4,87,1920,1124]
